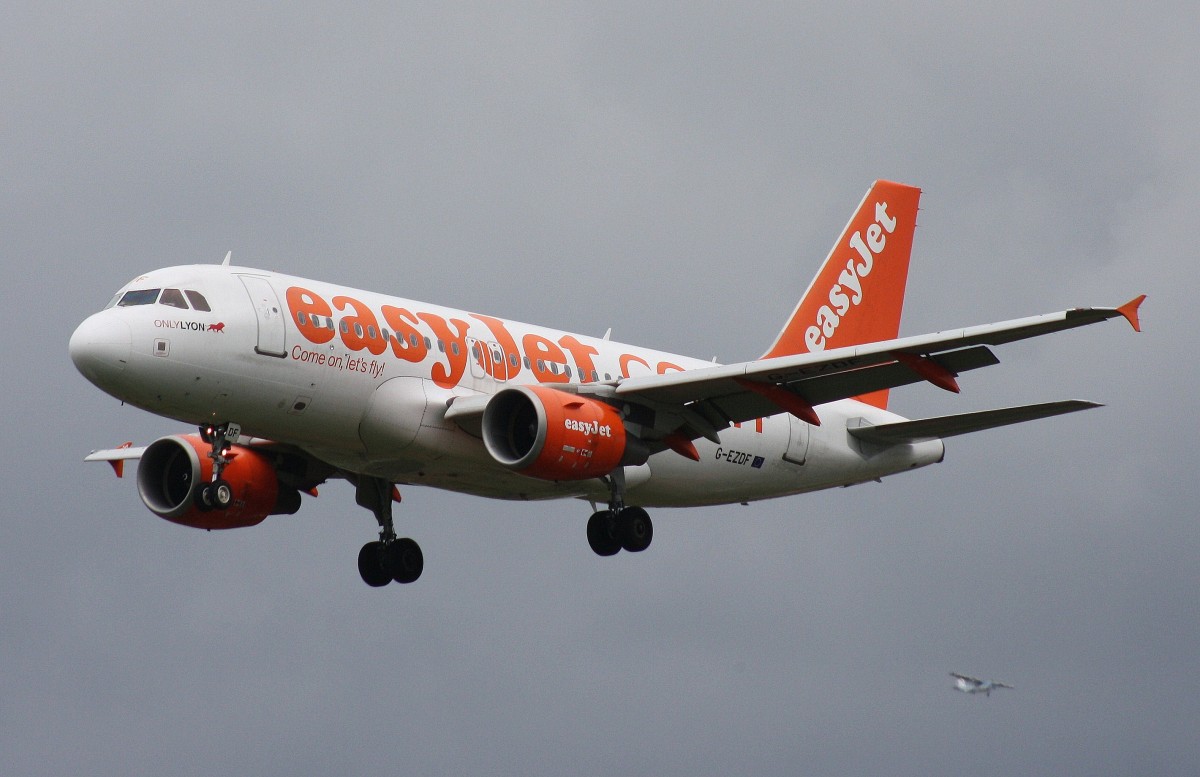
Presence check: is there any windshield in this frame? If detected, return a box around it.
[117,289,161,307]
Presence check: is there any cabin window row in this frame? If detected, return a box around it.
[294,310,612,382]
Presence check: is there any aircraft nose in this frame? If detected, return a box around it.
[69,312,132,386]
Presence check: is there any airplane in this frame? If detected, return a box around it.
[68,180,1145,587]
[951,672,1014,696]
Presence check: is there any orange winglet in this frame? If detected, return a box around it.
[391,485,403,503]
[663,433,701,462]
[735,379,821,427]
[1117,295,1146,333]
[108,442,134,478]
[305,487,320,497]
[893,352,961,393]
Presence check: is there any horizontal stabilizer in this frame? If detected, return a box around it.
[847,400,1101,444]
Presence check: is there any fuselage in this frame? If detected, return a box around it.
[69,264,944,508]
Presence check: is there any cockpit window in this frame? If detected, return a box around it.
[118,289,161,307]
[185,290,211,311]
[160,288,189,309]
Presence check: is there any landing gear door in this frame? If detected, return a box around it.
[783,414,810,465]
[238,275,287,358]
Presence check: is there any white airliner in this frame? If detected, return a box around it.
[69,181,1144,586]
[951,673,1014,696]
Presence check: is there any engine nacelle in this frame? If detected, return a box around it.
[482,386,629,481]
[136,434,288,530]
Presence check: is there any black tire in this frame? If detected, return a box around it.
[358,541,392,587]
[195,483,214,512]
[384,538,424,584]
[212,479,234,509]
[619,506,653,553]
[586,510,622,556]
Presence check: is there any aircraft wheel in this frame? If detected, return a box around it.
[618,506,653,553]
[587,510,622,557]
[194,484,214,512]
[212,479,234,509]
[358,541,392,587]
[384,538,424,584]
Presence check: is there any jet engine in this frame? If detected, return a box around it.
[136,434,299,530]
[482,386,638,481]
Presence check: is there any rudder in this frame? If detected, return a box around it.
[762,180,922,408]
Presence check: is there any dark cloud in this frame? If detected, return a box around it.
[2,3,1193,775]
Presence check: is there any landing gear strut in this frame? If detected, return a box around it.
[195,422,238,511]
[587,468,653,556]
[355,476,423,587]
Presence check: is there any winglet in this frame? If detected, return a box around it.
[109,442,134,478]
[1117,295,1146,332]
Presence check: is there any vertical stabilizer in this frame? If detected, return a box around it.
[762,180,922,408]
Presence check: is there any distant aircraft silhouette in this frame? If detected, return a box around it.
[951,672,1013,696]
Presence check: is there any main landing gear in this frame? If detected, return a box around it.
[355,476,424,587]
[195,422,238,511]
[586,468,653,556]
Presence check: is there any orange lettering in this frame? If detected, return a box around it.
[286,287,335,344]
[522,334,569,383]
[333,295,387,356]
[381,305,428,363]
[558,335,600,382]
[418,312,470,389]
[620,353,651,378]
[471,314,521,380]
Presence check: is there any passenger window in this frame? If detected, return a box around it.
[118,289,161,307]
[340,320,349,334]
[185,290,211,312]
[297,311,309,326]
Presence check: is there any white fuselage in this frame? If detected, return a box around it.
[70,264,944,508]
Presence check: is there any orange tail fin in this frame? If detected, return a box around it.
[762,180,922,409]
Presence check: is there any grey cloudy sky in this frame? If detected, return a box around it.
[2,3,1194,775]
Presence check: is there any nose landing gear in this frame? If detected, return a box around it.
[194,422,239,511]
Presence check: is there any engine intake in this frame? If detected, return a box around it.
[482,386,630,481]
[137,434,293,530]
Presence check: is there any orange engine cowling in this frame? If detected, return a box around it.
[482,386,628,481]
[136,434,286,530]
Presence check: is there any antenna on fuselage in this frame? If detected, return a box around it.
[221,251,232,267]
[602,328,612,341]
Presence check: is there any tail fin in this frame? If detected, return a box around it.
[762,180,922,408]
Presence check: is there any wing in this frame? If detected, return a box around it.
[615,297,1144,438]
[950,672,982,684]
[84,443,145,478]
[85,436,307,478]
